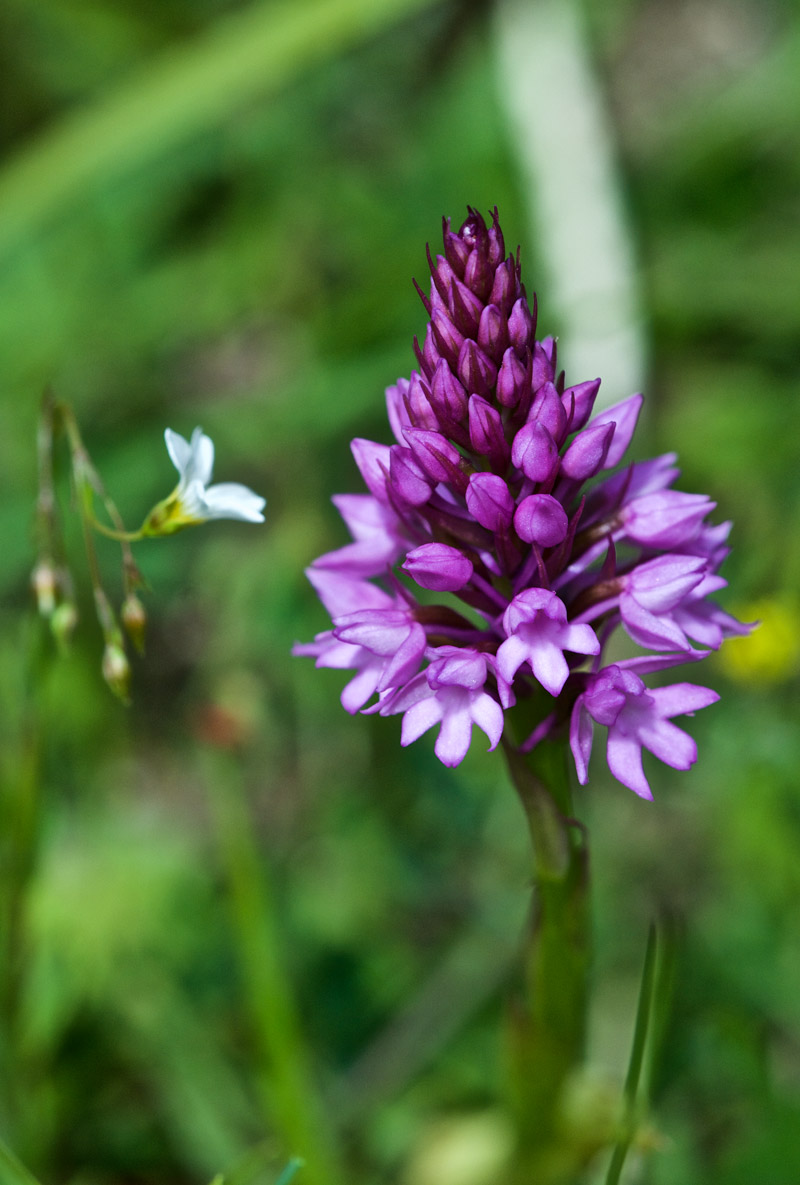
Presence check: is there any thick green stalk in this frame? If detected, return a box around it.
[202,751,342,1185]
[502,735,591,1182]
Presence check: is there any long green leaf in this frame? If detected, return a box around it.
[0,0,437,258]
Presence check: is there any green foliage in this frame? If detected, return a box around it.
[1,0,800,1182]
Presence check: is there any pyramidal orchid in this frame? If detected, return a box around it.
[294,208,750,796]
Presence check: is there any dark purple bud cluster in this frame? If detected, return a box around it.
[295,209,751,795]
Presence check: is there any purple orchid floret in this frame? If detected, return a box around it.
[379,647,506,767]
[497,589,600,697]
[570,662,720,800]
[294,207,751,796]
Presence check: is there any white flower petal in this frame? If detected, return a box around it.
[202,482,266,522]
[186,427,215,486]
[177,478,209,519]
[164,428,192,475]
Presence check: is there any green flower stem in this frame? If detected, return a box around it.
[55,400,144,594]
[502,735,591,1179]
[201,750,342,1185]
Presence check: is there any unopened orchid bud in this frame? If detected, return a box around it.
[496,347,529,409]
[404,429,469,493]
[486,208,506,269]
[560,421,615,482]
[508,297,535,353]
[561,378,601,432]
[464,245,493,300]
[514,494,569,547]
[587,393,644,468]
[468,396,510,471]
[442,219,470,276]
[450,277,484,337]
[427,249,457,303]
[431,312,464,370]
[389,446,434,507]
[121,593,147,654]
[511,421,559,484]
[488,258,517,313]
[477,304,509,363]
[430,359,468,423]
[405,371,438,429]
[457,339,497,397]
[403,543,474,592]
[418,323,439,378]
[529,381,568,443]
[531,340,556,391]
[466,473,514,533]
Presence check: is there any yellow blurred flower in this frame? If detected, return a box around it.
[717,598,800,684]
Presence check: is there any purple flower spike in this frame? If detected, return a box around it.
[296,206,747,777]
[571,665,719,799]
[403,542,474,591]
[498,589,600,696]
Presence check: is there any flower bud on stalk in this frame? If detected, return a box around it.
[102,640,131,703]
[121,593,147,654]
[50,602,79,653]
[31,560,58,617]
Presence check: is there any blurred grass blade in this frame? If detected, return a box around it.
[0,0,438,259]
[0,1135,42,1185]
[604,924,658,1185]
[209,1145,303,1185]
[493,0,646,406]
[274,1160,303,1185]
[203,751,340,1185]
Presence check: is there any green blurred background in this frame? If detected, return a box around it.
[1,0,799,1182]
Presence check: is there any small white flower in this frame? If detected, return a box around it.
[142,427,265,535]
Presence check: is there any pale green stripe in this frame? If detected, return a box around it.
[0,0,437,255]
[0,1136,42,1185]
